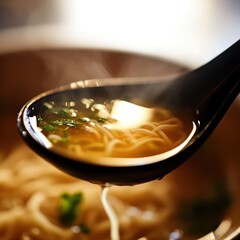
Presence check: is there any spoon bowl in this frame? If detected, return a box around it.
[17,40,240,185]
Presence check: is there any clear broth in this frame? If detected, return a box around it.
[35,98,191,161]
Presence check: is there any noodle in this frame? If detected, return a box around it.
[101,185,120,240]
[0,144,175,240]
[100,186,157,240]
[0,100,192,239]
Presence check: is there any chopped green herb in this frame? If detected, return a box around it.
[42,124,55,131]
[48,119,79,128]
[179,180,231,235]
[88,113,97,119]
[59,192,83,225]
[37,118,56,131]
[97,117,107,124]
[79,223,90,234]
[63,119,80,128]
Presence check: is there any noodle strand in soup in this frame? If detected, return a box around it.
[101,185,120,240]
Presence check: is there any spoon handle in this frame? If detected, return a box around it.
[171,40,240,128]
[197,61,240,130]
[194,40,240,129]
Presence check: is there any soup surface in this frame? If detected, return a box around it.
[34,98,190,160]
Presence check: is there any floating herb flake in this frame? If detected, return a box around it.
[59,192,83,226]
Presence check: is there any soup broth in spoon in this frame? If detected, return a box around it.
[29,97,194,166]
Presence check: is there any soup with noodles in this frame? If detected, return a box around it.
[24,97,195,239]
[0,48,237,240]
[34,98,190,162]
[0,115,233,240]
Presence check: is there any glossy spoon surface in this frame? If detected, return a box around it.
[17,40,240,185]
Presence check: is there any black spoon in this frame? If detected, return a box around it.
[17,40,240,186]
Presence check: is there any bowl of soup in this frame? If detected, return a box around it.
[0,31,239,240]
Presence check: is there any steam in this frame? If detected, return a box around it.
[36,51,112,88]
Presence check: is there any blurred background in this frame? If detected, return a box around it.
[0,0,239,68]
